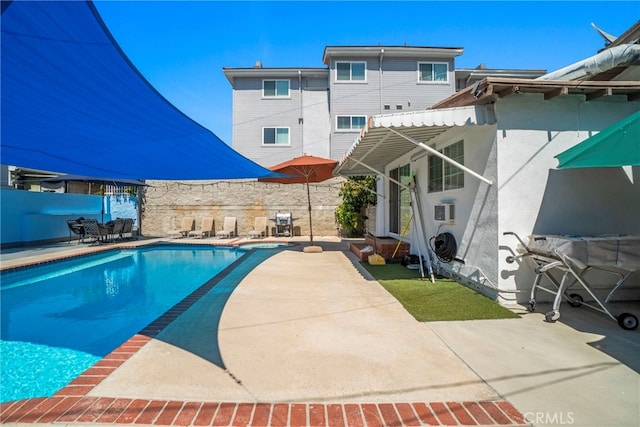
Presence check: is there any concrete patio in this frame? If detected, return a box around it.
[1,237,638,426]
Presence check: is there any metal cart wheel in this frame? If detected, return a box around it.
[545,310,560,322]
[617,313,638,330]
[567,293,584,308]
[526,299,536,312]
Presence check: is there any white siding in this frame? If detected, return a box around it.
[328,55,457,160]
[228,47,459,164]
[381,58,455,110]
[231,75,329,167]
[301,85,331,158]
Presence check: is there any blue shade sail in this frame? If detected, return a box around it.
[1,0,274,180]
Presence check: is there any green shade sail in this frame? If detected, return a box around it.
[555,111,640,169]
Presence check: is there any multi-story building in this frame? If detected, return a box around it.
[223,45,544,168]
[222,65,330,167]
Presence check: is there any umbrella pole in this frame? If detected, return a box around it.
[101,184,104,223]
[306,179,314,245]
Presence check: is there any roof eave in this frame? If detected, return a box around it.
[222,67,329,85]
[322,45,464,65]
[432,77,640,109]
[605,20,640,49]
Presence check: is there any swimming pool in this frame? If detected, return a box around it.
[0,245,246,403]
[237,242,294,250]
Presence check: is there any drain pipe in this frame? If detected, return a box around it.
[299,70,304,154]
[536,44,640,81]
[379,48,384,114]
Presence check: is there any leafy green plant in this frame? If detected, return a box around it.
[335,176,377,237]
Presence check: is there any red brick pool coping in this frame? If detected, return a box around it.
[1,396,527,426]
[0,332,529,426]
[1,243,529,426]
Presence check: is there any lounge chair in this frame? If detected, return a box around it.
[81,219,108,245]
[218,216,237,238]
[168,216,194,238]
[248,216,267,239]
[188,216,215,238]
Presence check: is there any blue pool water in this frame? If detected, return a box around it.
[0,245,245,403]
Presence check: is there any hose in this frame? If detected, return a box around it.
[430,232,457,263]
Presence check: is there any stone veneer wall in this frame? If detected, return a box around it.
[141,177,345,238]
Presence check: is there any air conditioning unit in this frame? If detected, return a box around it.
[434,204,455,223]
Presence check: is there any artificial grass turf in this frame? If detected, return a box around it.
[361,262,520,322]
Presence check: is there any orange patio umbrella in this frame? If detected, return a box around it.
[259,155,338,247]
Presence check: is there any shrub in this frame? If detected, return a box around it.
[335,176,377,237]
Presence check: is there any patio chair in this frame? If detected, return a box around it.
[188,216,215,238]
[121,218,135,240]
[66,218,85,244]
[105,218,124,242]
[218,216,237,238]
[248,216,267,239]
[168,216,194,238]
[81,219,108,245]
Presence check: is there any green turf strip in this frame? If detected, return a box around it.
[361,263,520,322]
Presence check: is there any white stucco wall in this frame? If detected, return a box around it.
[494,95,640,301]
[377,124,498,288]
[374,94,640,303]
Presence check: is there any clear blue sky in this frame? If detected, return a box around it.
[94,1,638,145]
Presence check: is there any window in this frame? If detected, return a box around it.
[262,127,290,145]
[418,62,448,83]
[428,140,464,192]
[336,61,366,82]
[336,115,366,131]
[263,80,289,97]
[389,164,412,234]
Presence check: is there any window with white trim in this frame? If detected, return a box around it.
[418,62,448,83]
[428,140,464,192]
[263,80,290,97]
[336,61,366,82]
[336,115,366,131]
[262,127,290,145]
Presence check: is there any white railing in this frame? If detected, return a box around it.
[104,185,129,195]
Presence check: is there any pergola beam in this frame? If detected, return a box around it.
[496,85,519,98]
[586,87,613,101]
[543,86,569,100]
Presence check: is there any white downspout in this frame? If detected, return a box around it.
[379,49,384,114]
[536,44,640,81]
[299,70,304,154]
